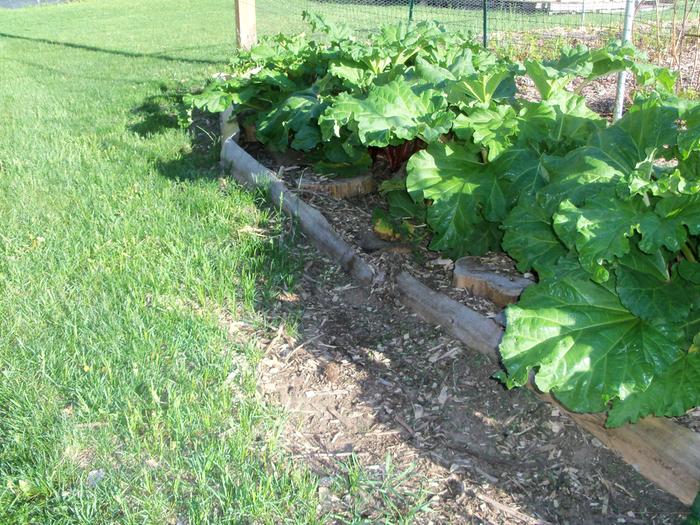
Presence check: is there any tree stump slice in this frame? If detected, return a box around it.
[452,256,533,308]
[299,173,376,199]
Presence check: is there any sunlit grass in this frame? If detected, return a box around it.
[0,1,320,522]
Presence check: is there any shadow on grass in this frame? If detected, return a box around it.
[129,84,222,180]
[128,83,191,137]
[131,94,304,320]
[130,98,180,136]
[0,31,226,65]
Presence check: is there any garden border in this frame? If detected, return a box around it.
[220,131,700,507]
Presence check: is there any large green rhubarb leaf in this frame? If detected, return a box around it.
[546,92,604,146]
[687,308,700,345]
[606,351,700,426]
[502,194,566,275]
[543,149,623,205]
[453,106,518,161]
[552,193,645,282]
[492,146,550,203]
[639,193,700,253]
[256,90,326,151]
[319,78,453,147]
[616,98,679,159]
[638,211,688,253]
[680,260,700,284]
[407,142,506,256]
[587,125,645,173]
[448,65,514,107]
[655,193,700,234]
[518,94,604,154]
[524,60,573,100]
[500,272,683,413]
[615,250,689,324]
[679,104,700,158]
[328,60,376,91]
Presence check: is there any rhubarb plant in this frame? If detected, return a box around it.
[188,15,700,426]
[497,96,700,426]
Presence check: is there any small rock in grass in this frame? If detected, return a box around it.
[86,469,105,488]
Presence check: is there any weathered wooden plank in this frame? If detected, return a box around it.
[395,271,503,358]
[560,407,700,506]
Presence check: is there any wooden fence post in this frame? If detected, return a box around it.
[236,0,257,50]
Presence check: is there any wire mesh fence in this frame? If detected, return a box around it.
[251,0,700,89]
[255,0,647,43]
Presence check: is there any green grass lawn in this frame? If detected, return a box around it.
[0,1,321,523]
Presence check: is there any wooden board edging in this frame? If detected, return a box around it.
[221,139,381,287]
[219,134,700,507]
[395,271,503,359]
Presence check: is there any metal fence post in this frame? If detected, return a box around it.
[613,0,636,121]
[408,0,415,24]
[482,0,488,48]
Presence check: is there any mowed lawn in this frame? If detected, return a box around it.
[0,1,320,523]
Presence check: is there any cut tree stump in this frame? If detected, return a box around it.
[218,126,700,508]
[453,256,533,308]
[299,173,377,199]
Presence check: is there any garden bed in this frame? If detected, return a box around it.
[221,132,700,510]
[199,18,700,516]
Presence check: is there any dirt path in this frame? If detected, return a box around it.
[251,238,687,524]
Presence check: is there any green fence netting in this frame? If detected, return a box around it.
[250,0,699,88]
[255,1,677,43]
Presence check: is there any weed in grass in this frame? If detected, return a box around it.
[326,454,430,524]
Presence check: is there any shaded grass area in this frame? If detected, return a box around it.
[0,0,321,523]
